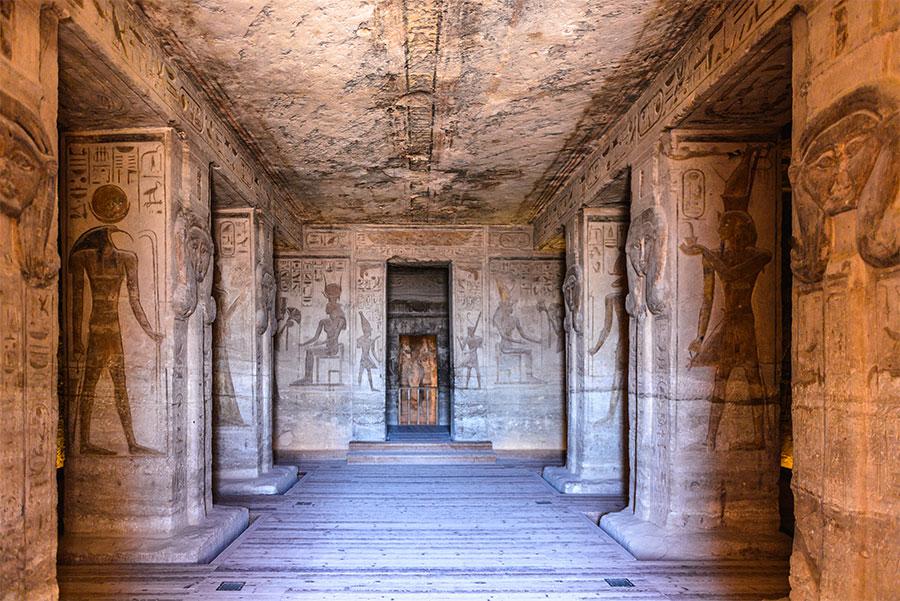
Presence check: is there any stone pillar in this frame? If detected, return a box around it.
[212,208,297,494]
[0,5,60,598]
[788,6,899,600]
[600,135,791,559]
[543,207,628,494]
[60,129,247,563]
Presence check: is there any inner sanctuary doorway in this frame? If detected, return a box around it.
[385,265,452,438]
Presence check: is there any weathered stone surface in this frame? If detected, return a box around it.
[544,205,628,495]
[273,225,565,456]
[212,208,297,495]
[135,0,718,224]
[59,129,247,563]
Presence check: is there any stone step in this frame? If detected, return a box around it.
[346,441,496,464]
[349,440,493,453]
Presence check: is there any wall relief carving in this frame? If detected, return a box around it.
[791,85,900,282]
[1,94,57,288]
[679,146,771,450]
[68,207,164,455]
[625,206,668,319]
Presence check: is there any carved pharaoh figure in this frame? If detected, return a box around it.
[561,265,583,335]
[69,188,164,455]
[212,263,246,426]
[0,93,57,288]
[356,312,379,391]
[679,147,771,450]
[791,85,900,282]
[457,312,483,389]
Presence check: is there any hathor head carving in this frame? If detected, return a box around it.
[0,92,57,287]
[791,85,900,281]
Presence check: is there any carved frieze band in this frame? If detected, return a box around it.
[532,0,791,246]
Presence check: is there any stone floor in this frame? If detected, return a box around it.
[58,463,790,600]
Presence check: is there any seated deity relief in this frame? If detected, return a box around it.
[291,278,347,386]
[791,84,899,283]
[0,92,57,288]
[493,281,543,383]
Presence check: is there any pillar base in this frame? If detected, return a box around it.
[542,465,625,495]
[215,465,298,496]
[59,505,248,564]
[600,510,791,560]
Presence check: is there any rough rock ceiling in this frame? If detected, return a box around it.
[137,0,718,224]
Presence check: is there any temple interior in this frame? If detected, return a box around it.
[1,0,898,599]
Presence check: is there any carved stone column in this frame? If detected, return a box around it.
[787,7,899,599]
[59,129,247,563]
[0,5,60,597]
[600,135,790,559]
[543,206,628,494]
[212,208,297,495]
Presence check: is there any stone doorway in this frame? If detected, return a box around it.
[386,265,451,439]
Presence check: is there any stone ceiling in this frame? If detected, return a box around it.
[137,0,719,224]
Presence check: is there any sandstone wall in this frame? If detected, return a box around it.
[0,3,60,599]
[273,225,565,455]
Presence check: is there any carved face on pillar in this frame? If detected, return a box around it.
[256,269,277,336]
[791,85,900,280]
[188,224,213,283]
[0,95,57,287]
[0,114,48,218]
[625,206,668,318]
[562,265,583,334]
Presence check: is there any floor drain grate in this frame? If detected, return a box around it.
[535,500,552,505]
[216,581,245,591]
[605,578,634,588]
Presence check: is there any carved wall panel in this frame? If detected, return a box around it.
[354,261,385,392]
[488,259,564,386]
[63,134,169,457]
[275,257,350,390]
[452,262,485,390]
[212,213,255,428]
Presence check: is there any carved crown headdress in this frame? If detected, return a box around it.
[721,146,762,213]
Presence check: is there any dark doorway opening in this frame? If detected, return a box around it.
[385,265,451,440]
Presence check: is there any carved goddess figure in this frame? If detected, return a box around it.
[791,85,899,281]
[69,225,164,455]
[0,94,57,287]
[680,148,771,450]
[291,280,347,386]
[493,281,542,383]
